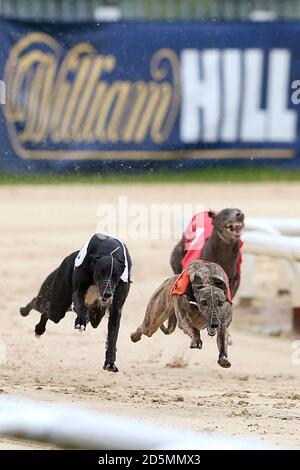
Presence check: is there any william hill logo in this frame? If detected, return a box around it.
[4,33,180,159]
[4,32,297,161]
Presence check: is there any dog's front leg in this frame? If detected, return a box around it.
[104,282,130,373]
[175,301,202,349]
[104,303,122,373]
[72,289,87,331]
[217,328,231,368]
[182,317,202,349]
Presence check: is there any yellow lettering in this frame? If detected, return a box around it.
[4,33,180,158]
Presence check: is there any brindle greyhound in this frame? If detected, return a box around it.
[170,208,244,297]
[131,260,233,368]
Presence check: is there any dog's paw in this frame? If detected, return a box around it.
[218,357,231,368]
[35,324,46,337]
[130,330,142,343]
[20,307,30,317]
[75,324,86,332]
[190,339,202,349]
[74,316,86,332]
[103,363,119,373]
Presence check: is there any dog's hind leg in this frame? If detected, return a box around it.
[131,317,166,342]
[131,308,178,342]
[130,325,144,343]
[130,312,165,342]
[21,269,58,318]
[35,313,48,337]
[131,280,175,342]
[20,297,37,317]
[160,314,177,335]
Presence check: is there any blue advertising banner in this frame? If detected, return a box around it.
[0,19,300,173]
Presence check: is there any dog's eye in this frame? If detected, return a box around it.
[217,300,225,307]
[201,300,208,306]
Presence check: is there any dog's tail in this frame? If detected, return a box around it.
[160,315,177,335]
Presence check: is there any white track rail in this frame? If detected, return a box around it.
[243,231,300,261]
[246,218,300,237]
[240,221,300,330]
[0,396,278,450]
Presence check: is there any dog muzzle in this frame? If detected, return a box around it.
[207,310,220,336]
[97,281,114,307]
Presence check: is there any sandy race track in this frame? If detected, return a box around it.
[1,182,300,449]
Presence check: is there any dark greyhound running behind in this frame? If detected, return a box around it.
[170,208,244,296]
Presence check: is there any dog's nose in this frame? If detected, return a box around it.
[207,315,219,335]
[103,292,112,299]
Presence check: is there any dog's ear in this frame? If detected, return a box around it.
[90,255,102,269]
[208,210,217,220]
[211,275,227,291]
[185,279,196,300]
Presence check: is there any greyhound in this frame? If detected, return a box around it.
[131,260,233,368]
[20,234,132,372]
[170,208,244,297]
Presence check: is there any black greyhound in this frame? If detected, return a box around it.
[20,234,132,372]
